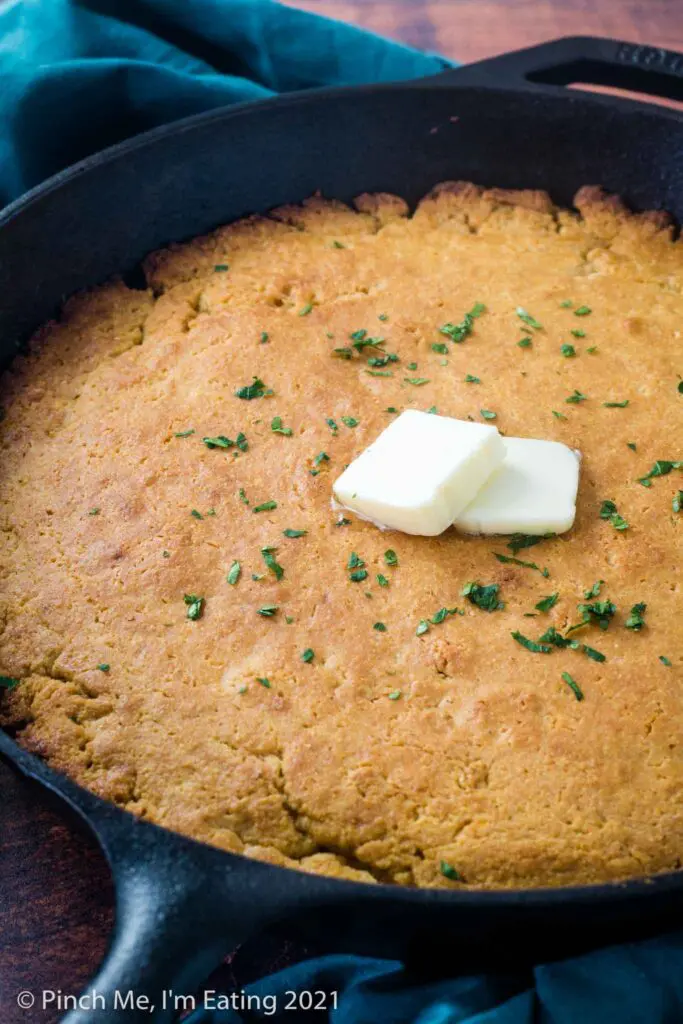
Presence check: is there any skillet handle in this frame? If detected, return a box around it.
[57,802,294,1024]
[438,36,683,103]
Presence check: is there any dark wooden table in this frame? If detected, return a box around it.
[2,3,682,1021]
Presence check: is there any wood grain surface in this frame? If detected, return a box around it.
[2,2,682,1021]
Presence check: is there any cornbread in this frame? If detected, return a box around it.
[1,182,681,889]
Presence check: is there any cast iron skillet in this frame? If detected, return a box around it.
[2,36,683,1023]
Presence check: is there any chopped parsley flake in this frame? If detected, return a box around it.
[516,307,543,330]
[260,331,269,343]
[271,416,292,436]
[464,374,481,384]
[586,346,598,354]
[538,626,572,649]
[366,369,393,377]
[566,389,588,404]
[214,263,229,272]
[235,377,268,400]
[349,569,369,583]
[535,592,559,613]
[190,509,203,520]
[494,553,549,577]
[261,548,284,580]
[350,329,385,352]
[0,675,20,690]
[313,452,330,467]
[301,648,315,662]
[517,337,532,348]
[507,533,553,555]
[552,410,567,420]
[253,500,277,513]
[582,644,606,663]
[440,861,461,881]
[574,305,592,316]
[342,416,359,428]
[562,671,584,701]
[416,620,429,636]
[599,499,628,531]
[432,342,449,354]
[377,573,389,587]
[561,344,576,358]
[674,491,683,513]
[388,689,402,700]
[227,561,241,585]
[384,549,398,567]
[603,400,629,408]
[404,377,430,386]
[625,602,647,631]
[439,303,486,343]
[283,528,307,538]
[430,607,461,625]
[299,303,314,316]
[332,240,345,249]
[257,605,278,617]
[407,362,418,371]
[203,435,234,449]
[638,460,682,486]
[239,488,249,505]
[373,622,387,632]
[571,329,586,338]
[627,442,637,451]
[379,313,389,321]
[88,507,100,516]
[347,551,365,569]
[183,594,204,621]
[480,409,496,420]
[538,627,606,662]
[512,631,553,653]
[577,599,616,631]
[386,407,398,413]
[368,353,398,368]
[326,417,338,433]
[660,656,672,667]
[97,663,110,673]
[462,581,503,612]
[174,429,195,438]
[257,677,271,688]
[584,580,604,599]
[560,300,574,308]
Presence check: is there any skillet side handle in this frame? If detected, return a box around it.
[59,806,280,1024]
[435,36,683,103]
[61,869,227,1024]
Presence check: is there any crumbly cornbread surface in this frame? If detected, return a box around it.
[1,182,682,889]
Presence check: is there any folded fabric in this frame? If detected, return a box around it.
[185,933,683,1023]
[0,0,450,206]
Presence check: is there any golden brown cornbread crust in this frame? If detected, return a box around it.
[1,182,682,889]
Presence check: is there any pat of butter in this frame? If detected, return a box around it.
[332,410,505,536]
[454,437,580,536]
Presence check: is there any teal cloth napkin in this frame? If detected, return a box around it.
[184,940,683,1022]
[0,0,449,205]
[2,2,682,1021]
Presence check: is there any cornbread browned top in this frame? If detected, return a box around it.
[1,183,682,889]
